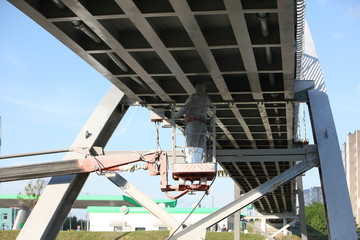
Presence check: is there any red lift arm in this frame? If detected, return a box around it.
[0,150,216,199]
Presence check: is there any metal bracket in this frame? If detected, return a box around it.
[294,80,315,101]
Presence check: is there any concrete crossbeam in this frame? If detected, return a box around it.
[217,145,317,163]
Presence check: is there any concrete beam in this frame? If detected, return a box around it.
[217,145,317,163]
[244,214,297,220]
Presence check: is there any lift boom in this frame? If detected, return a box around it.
[0,149,216,199]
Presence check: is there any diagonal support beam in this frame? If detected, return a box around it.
[245,221,273,240]
[169,155,318,239]
[308,89,357,240]
[17,86,129,240]
[105,172,181,232]
[271,219,296,238]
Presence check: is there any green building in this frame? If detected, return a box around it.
[0,208,18,230]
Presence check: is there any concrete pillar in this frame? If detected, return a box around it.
[12,207,30,230]
[261,218,267,234]
[297,176,308,240]
[282,218,288,235]
[234,183,241,240]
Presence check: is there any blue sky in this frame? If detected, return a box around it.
[1,0,360,217]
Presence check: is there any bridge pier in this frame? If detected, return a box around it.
[308,89,357,239]
[234,183,241,240]
[296,176,308,240]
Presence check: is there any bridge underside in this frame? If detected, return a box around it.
[9,0,300,214]
[7,0,357,239]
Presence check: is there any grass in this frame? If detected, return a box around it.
[0,230,265,240]
[206,232,264,240]
[274,225,328,240]
[0,226,343,240]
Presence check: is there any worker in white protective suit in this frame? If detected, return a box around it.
[174,83,211,162]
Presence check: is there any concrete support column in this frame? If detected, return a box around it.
[296,176,308,240]
[234,183,241,240]
[261,218,267,234]
[12,207,30,230]
[308,89,357,239]
[282,219,288,235]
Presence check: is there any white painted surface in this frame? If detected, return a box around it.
[88,211,227,232]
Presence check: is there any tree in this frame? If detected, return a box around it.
[17,179,47,210]
[305,202,327,234]
[63,216,82,230]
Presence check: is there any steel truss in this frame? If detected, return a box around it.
[169,145,319,240]
[10,86,357,240]
[17,86,130,240]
